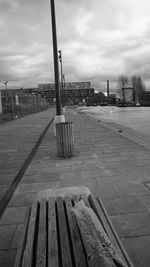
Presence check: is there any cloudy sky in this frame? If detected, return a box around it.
[0,0,150,92]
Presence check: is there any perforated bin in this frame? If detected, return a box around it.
[56,122,74,157]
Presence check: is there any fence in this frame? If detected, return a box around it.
[1,89,49,121]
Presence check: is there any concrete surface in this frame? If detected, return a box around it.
[1,108,150,266]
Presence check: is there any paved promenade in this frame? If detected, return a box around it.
[1,108,150,266]
[0,109,55,203]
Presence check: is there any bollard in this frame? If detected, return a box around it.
[56,122,74,157]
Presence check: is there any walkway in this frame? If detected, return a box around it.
[1,108,150,266]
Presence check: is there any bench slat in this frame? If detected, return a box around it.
[89,194,134,267]
[22,201,39,267]
[57,196,73,267]
[48,197,59,267]
[64,196,88,267]
[36,199,47,267]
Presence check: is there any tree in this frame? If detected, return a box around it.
[116,75,129,101]
[117,75,129,89]
[131,75,145,102]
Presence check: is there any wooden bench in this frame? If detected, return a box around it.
[14,191,134,267]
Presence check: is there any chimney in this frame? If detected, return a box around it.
[107,80,109,97]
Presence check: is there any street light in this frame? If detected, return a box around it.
[50,0,61,116]
[50,0,65,136]
[3,81,15,118]
[3,80,8,89]
[3,81,8,102]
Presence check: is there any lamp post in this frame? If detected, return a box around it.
[3,81,15,118]
[50,0,61,116]
[3,81,8,102]
[50,0,65,136]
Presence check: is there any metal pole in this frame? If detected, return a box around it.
[50,0,61,115]
[11,89,15,118]
[58,50,64,107]
[62,74,65,106]
[107,80,109,98]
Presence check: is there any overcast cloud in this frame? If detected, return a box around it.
[0,0,150,92]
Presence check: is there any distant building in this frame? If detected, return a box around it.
[38,82,94,105]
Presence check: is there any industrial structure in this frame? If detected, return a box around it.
[38,81,94,105]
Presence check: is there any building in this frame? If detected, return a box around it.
[38,82,94,105]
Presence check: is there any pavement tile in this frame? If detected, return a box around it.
[139,194,150,210]
[8,192,38,207]
[111,212,150,237]
[122,236,150,267]
[71,164,101,172]
[60,171,82,180]
[43,166,72,173]
[0,225,16,249]
[17,181,61,193]
[81,169,116,179]
[55,159,82,167]
[112,196,147,214]
[101,199,118,216]
[0,249,16,267]
[114,183,150,197]
[23,172,61,183]
[59,178,99,196]
[10,224,24,249]
[96,185,119,199]
[0,207,28,225]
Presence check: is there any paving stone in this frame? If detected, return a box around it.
[59,178,99,196]
[0,225,16,249]
[122,236,150,267]
[81,169,116,179]
[139,194,150,210]
[111,212,150,237]
[8,192,38,207]
[102,199,118,216]
[55,159,82,167]
[0,207,28,224]
[20,172,60,184]
[114,183,150,197]
[60,171,82,180]
[96,185,119,199]
[112,196,147,214]
[0,249,16,267]
[18,181,61,193]
[10,224,24,249]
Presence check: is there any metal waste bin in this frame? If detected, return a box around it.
[56,122,74,157]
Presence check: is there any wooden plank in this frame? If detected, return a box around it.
[64,196,88,267]
[22,201,39,267]
[48,197,59,267]
[56,196,73,267]
[89,194,134,267]
[13,207,31,267]
[36,199,47,267]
